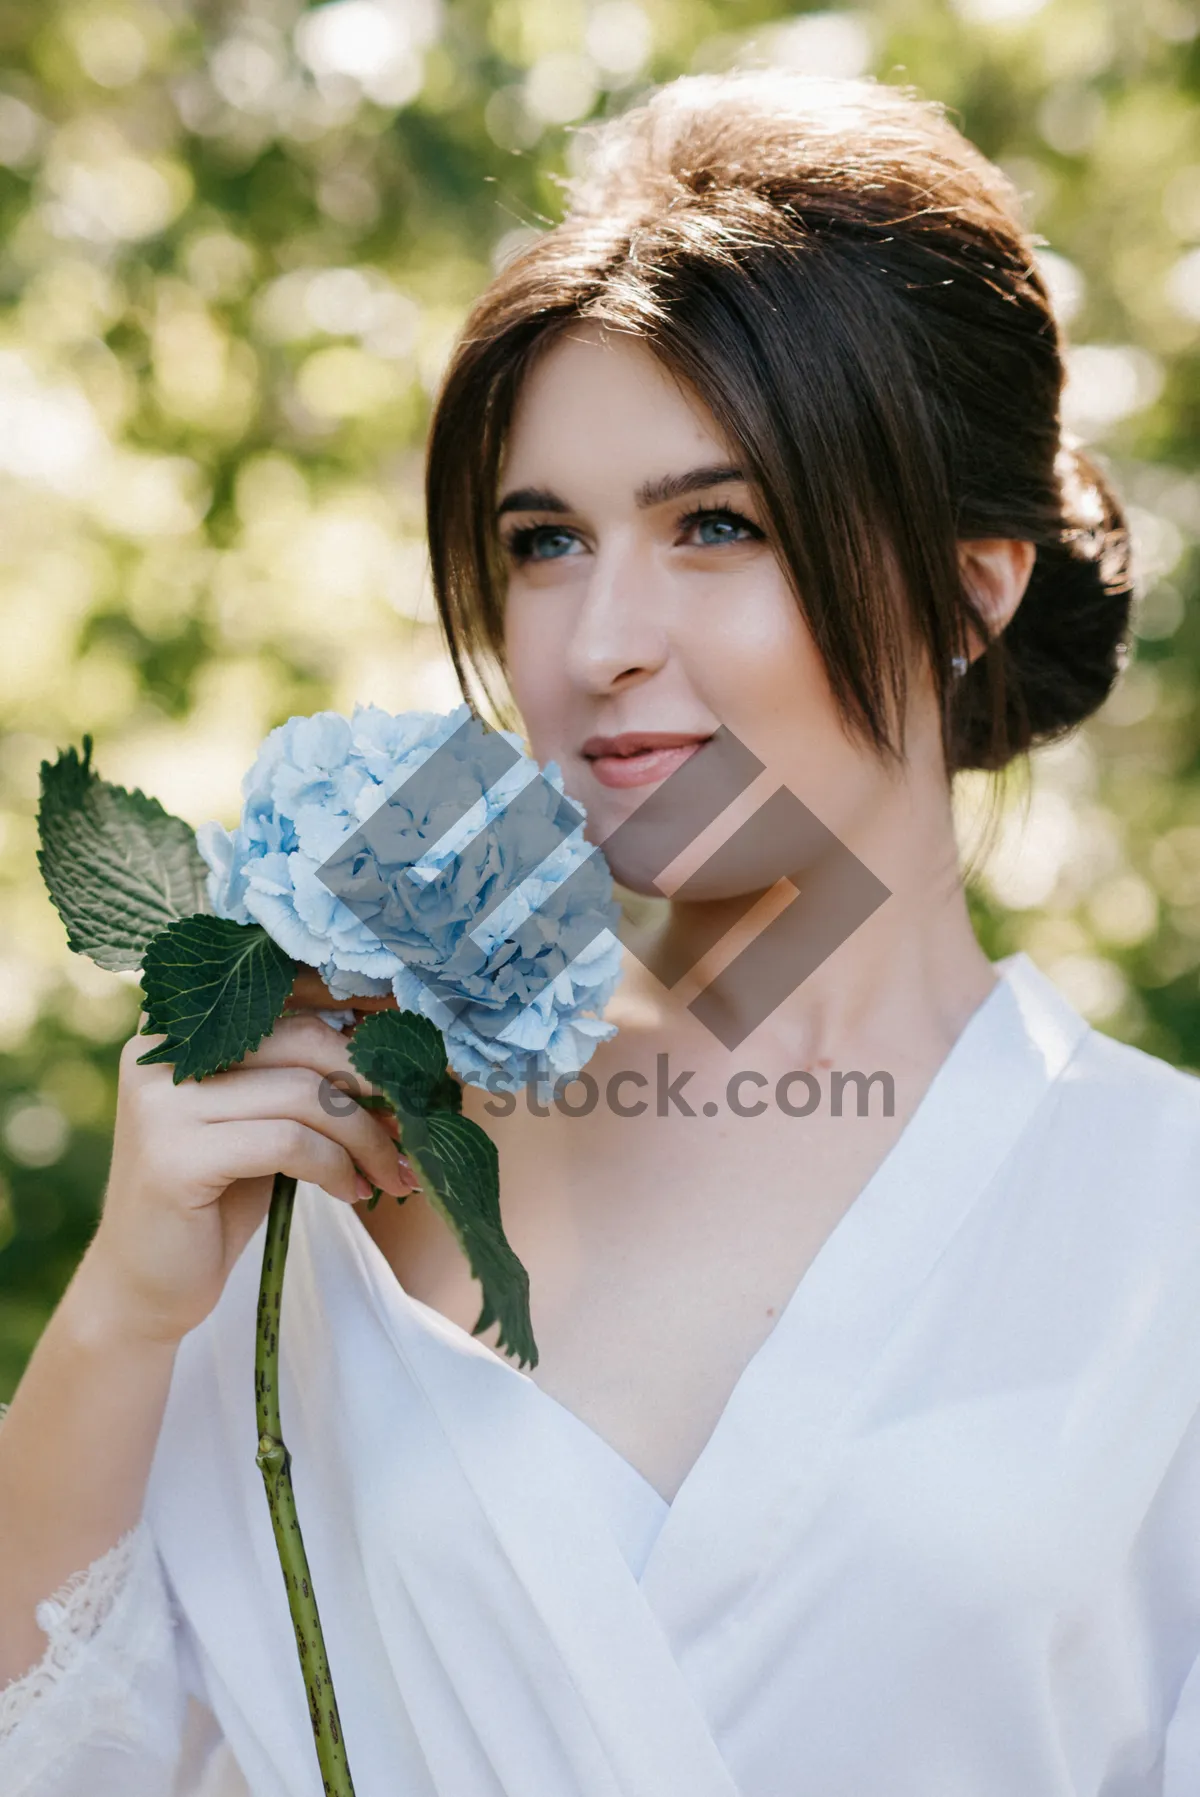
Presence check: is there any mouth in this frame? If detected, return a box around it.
[580,730,716,790]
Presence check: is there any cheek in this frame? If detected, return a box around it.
[684,573,840,738]
[501,594,571,735]
[681,574,888,830]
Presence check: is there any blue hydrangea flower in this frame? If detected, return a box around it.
[196,702,624,1096]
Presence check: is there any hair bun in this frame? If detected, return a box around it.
[952,436,1135,771]
[1056,437,1131,587]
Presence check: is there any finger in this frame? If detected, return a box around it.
[192,1066,412,1196]
[120,1026,171,1083]
[130,1009,164,1046]
[229,1012,387,1092]
[195,1119,367,1206]
[215,1174,277,1265]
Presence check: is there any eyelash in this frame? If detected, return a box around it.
[500,505,766,565]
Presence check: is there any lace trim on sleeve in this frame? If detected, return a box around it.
[0,1401,180,1756]
[0,1525,149,1739]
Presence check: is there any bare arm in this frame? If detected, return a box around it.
[0,1008,414,1692]
[0,1254,178,1686]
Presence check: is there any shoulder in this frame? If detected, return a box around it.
[1061,1019,1200,1143]
[1002,949,1200,1153]
[1015,1018,1200,1273]
[987,952,1200,1262]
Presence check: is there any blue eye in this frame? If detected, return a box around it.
[677,506,765,547]
[503,525,580,563]
[502,504,765,566]
[696,514,748,544]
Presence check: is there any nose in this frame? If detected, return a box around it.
[563,532,670,696]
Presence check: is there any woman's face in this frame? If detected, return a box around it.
[497,322,938,894]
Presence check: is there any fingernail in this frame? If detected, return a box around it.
[354,1171,373,1201]
[397,1152,414,1178]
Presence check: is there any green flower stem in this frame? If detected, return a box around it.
[254,1170,357,1797]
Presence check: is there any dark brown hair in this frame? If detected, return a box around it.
[424,69,1134,777]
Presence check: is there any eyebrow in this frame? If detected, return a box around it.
[495,464,747,518]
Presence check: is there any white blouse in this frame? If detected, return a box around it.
[4,949,1200,1797]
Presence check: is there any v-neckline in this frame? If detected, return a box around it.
[345,1187,674,1514]
[337,951,1089,1537]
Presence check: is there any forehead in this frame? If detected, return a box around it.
[501,322,734,484]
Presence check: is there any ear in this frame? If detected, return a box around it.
[956,538,1037,665]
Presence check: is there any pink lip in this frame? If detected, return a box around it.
[582,732,714,789]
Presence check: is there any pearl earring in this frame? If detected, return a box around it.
[951,654,969,677]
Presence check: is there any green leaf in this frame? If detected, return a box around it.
[347,1007,457,1116]
[429,1065,464,1115]
[348,1011,536,1367]
[404,1109,536,1368]
[37,736,213,973]
[137,915,296,1082]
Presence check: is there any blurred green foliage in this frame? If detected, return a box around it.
[1,0,1200,1398]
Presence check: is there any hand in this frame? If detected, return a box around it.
[83,1011,418,1347]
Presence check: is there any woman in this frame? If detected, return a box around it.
[2,67,1199,1797]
